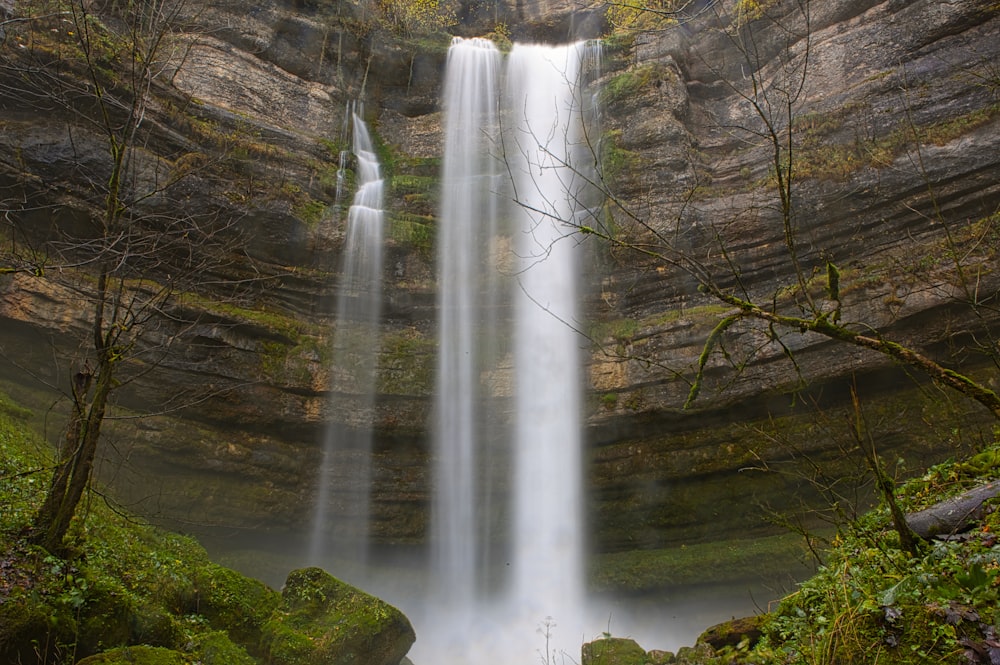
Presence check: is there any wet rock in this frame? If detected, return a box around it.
[261,567,415,665]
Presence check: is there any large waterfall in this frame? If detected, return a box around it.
[417,38,600,664]
[507,41,592,626]
[308,109,385,572]
[433,37,504,605]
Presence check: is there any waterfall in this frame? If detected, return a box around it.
[308,109,385,573]
[506,40,594,625]
[432,37,504,605]
[418,38,600,664]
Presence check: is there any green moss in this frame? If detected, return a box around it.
[600,130,643,186]
[0,387,291,664]
[197,564,280,654]
[261,568,413,665]
[189,631,257,665]
[582,637,649,665]
[590,532,810,592]
[388,213,436,257]
[600,63,676,107]
[377,327,435,395]
[75,646,191,665]
[293,198,329,227]
[592,316,640,343]
[795,103,1000,181]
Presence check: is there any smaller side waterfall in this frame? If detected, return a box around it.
[308,109,385,573]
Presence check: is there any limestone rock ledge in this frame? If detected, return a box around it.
[0,0,998,578]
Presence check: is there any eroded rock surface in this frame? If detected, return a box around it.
[0,0,998,581]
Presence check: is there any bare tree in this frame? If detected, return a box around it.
[0,0,246,554]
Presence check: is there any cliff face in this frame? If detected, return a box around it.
[0,0,998,569]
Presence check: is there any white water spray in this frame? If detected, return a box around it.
[416,38,600,664]
[308,109,385,573]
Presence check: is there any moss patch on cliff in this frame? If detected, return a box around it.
[601,62,678,108]
[795,103,1000,181]
[377,327,435,396]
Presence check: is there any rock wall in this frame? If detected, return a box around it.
[1,0,998,582]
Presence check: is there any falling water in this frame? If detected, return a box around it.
[432,36,503,605]
[308,109,385,572]
[506,39,595,630]
[416,38,600,664]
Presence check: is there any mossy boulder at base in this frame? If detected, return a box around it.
[261,567,415,665]
[697,614,766,651]
[582,637,650,665]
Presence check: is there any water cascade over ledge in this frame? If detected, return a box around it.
[308,109,385,574]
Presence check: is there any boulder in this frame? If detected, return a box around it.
[698,614,766,651]
[582,637,649,665]
[261,567,415,665]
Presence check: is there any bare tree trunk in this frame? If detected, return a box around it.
[31,350,114,554]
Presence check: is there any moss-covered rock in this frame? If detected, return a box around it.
[261,567,415,665]
[582,637,650,665]
[697,614,765,651]
[196,563,281,655]
[75,645,191,665]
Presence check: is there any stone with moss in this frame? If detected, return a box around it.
[697,614,765,651]
[196,563,281,655]
[582,637,650,665]
[75,645,191,665]
[261,567,415,665]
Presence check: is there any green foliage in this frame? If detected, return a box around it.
[734,0,772,23]
[0,389,289,663]
[376,0,457,37]
[726,443,1000,665]
[600,63,676,107]
[606,0,679,33]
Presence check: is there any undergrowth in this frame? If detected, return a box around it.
[0,392,277,664]
[711,441,1000,665]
